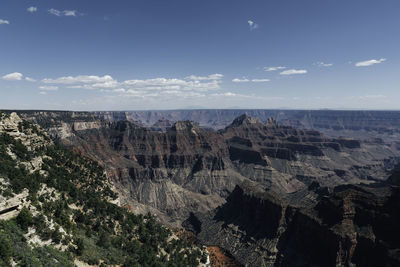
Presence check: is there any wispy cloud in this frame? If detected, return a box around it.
[0,19,10,25]
[2,72,23,81]
[314,62,333,67]
[280,69,308,75]
[211,92,238,97]
[264,66,286,72]
[27,7,38,13]
[232,78,250,83]
[49,9,79,17]
[49,9,62,16]
[232,78,270,83]
[25,77,36,82]
[43,75,114,84]
[39,86,59,91]
[355,58,386,67]
[251,79,270,82]
[185,74,223,81]
[248,20,259,30]
[64,10,77,17]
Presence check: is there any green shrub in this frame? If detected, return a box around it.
[51,227,62,244]
[75,238,84,256]
[0,233,12,264]
[16,208,33,232]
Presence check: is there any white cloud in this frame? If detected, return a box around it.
[355,58,386,67]
[211,92,237,97]
[49,9,62,16]
[39,92,48,95]
[2,72,23,81]
[64,10,77,17]
[122,77,220,92]
[233,78,270,83]
[248,20,259,30]
[0,19,10,25]
[43,75,114,84]
[25,77,36,82]
[112,88,126,93]
[232,78,250,83]
[42,74,223,97]
[123,78,185,87]
[67,80,119,90]
[92,80,119,88]
[185,74,223,81]
[251,79,270,82]
[280,69,308,75]
[264,66,286,72]
[315,62,333,67]
[27,7,38,13]
[49,9,78,17]
[39,86,59,91]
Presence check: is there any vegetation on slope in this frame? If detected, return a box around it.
[0,111,207,266]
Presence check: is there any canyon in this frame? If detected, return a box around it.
[12,109,400,266]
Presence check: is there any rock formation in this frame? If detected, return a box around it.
[187,178,400,267]
[17,111,400,227]
[94,109,400,144]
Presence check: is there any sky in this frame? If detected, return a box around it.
[0,0,399,111]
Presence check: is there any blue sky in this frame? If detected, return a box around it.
[0,0,399,110]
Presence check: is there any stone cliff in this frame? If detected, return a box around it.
[188,178,400,267]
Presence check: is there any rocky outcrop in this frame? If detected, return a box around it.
[0,112,22,133]
[0,183,29,220]
[72,121,102,131]
[222,114,345,160]
[189,179,400,267]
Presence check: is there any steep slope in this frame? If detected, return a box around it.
[59,119,241,226]
[221,115,398,192]
[17,111,400,227]
[0,112,207,266]
[189,178,400,267]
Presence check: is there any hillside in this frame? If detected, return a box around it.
[0,112,207,266]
